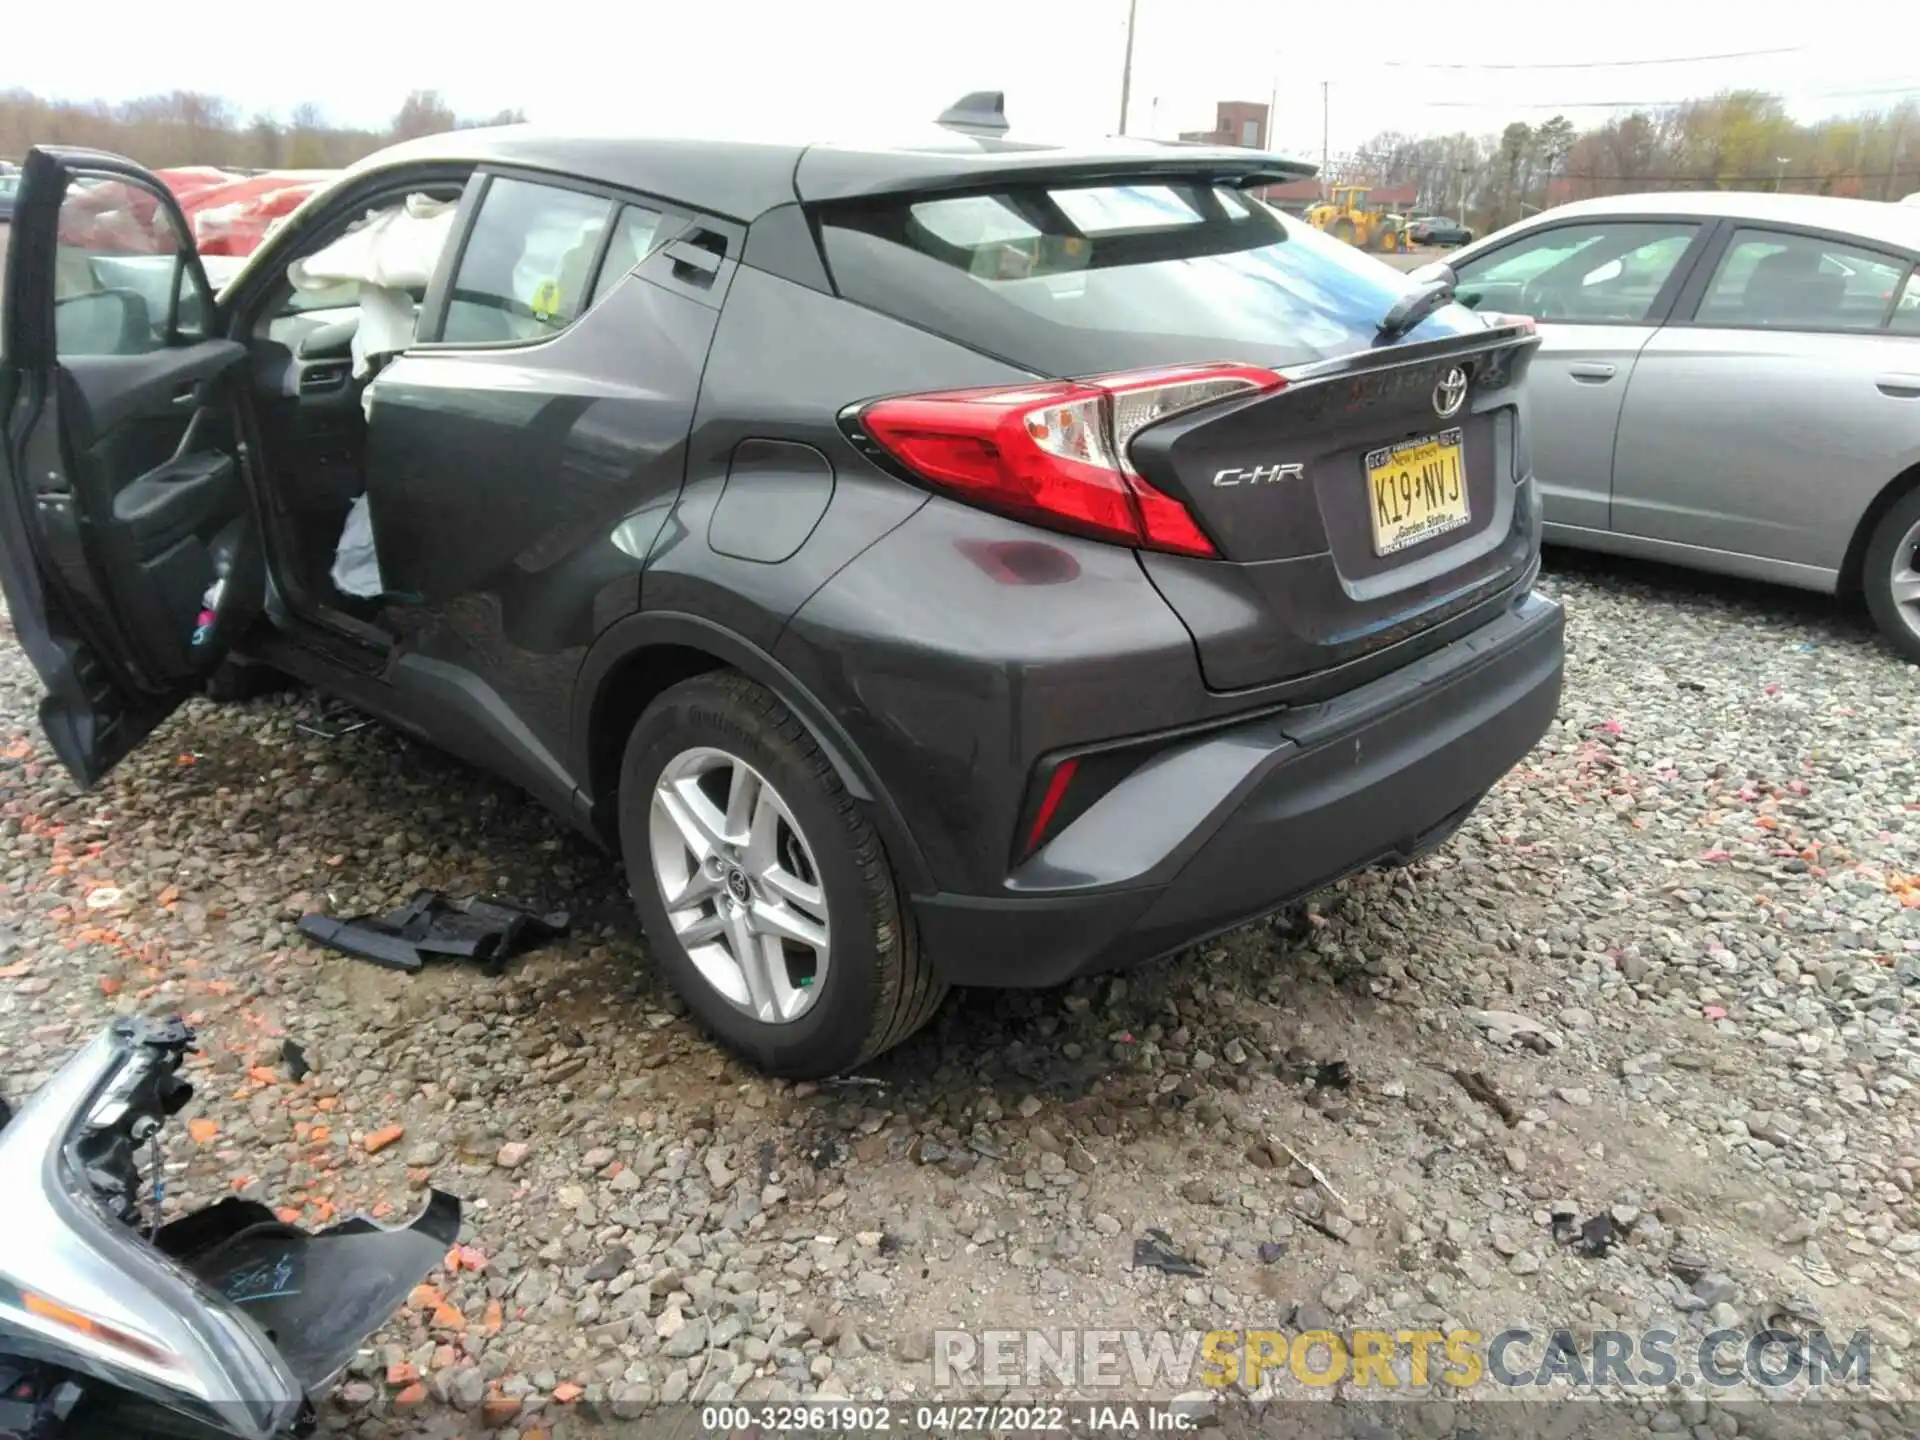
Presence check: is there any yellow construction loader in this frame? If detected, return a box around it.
[1306,185,1406,253]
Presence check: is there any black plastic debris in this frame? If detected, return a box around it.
[1549,1206,1618,1258]
[1132,1227,1205,1277]
[1549,1204,1579,1246]
[297,890,570,975]
[280,1039,310,1082]
[1314,1060,1352,1091]
[1576,1215,1616,1258]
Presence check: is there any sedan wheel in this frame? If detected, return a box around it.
[1862,488,1920,664]
[649,746,830,1023]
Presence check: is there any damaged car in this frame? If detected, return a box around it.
[0,99,1563,1078]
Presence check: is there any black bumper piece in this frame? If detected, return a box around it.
[912,590,1564,987]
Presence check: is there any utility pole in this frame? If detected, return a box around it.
[1117,0,1139,136]
[1320,80,1330,194]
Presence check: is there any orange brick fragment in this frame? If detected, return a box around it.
[394,1383,428,1409]
[431,1303,466,1331]
[481,1299,503,1337]
[362,1125,404,1155]
[387,1363,421,1387]
[552,1381,583,1403]
[187,1117,219,1144]
[481,1396,520,1428]
[408,1284,444,1312]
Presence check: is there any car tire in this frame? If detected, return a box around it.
[1862,487,1920,664]
[618,671,946,1077]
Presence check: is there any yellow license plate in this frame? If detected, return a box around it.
[1365,428,1469,556]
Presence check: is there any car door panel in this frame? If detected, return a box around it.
[0,148,261,786]
[1451,218,1709,535]
[1612,329,1920,573]
[360,185,721,783]
[1611,223,1920,574]
[1525,324,1658,531]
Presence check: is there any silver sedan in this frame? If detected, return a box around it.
[1428,192,1920,658]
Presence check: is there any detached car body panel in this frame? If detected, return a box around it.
[0,1019,459,1440]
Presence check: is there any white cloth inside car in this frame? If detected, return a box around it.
[330,493,385,599]
[294,193,456,601]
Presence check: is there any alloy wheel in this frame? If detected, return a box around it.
[1891,517,1920,640]
[648,746,831,1023]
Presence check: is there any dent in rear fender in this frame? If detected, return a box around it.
[774,498,1209,895]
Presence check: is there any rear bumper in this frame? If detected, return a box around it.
[911,588,1563,986]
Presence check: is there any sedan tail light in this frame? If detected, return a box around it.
[855,363,1284,557]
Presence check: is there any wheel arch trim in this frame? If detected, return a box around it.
[570,612,935,895]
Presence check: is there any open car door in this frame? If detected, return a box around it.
[0,148,262,785]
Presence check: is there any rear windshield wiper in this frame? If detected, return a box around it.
[1375,277,1454,344]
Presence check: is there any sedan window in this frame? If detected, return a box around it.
[1694,228,1910,332]
[1453,221,1699,324]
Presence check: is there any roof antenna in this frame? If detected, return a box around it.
[936,91,1009,135]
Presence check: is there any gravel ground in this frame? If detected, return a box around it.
[2,552,1918,1438]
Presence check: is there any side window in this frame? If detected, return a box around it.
[587,204,669,308]
[1454,221,1699,324]
[1892,271,1920,336]
[54,172,209,357]
[1694,228,1912,331]
[441,177,613,345]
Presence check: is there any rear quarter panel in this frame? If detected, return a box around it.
[640,264,1029,646]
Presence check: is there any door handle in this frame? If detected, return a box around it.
[171,386,200,407]
[1877,374,1920,399]
[1569,363,1617,383]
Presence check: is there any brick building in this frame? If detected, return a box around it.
[1179,100,1271,150]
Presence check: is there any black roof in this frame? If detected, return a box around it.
[349,122,1316,223]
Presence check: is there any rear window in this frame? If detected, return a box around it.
[818,181,1483,374]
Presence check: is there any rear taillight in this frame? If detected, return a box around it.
[857,363,1283,557]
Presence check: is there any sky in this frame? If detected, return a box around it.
[8,0,1916,160]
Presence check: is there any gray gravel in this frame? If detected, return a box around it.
[1,551,1917,1437]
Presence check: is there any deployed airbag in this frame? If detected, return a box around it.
[288,193,456,377]
[330,494,384,599]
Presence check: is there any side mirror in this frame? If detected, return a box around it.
[1405,260,1457,290]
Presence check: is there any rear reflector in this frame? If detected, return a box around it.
[858,363,1283,557]
[1023,756,1080,855]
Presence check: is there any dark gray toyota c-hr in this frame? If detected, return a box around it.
[0,97,1563,1077]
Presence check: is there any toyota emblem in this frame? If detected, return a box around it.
[1433,367,1469,419]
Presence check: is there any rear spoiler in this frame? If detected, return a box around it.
[801,92,1317,205]
[797,149,1320,206]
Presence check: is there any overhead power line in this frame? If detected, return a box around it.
[1381,46,1801,71]
[1408,82,1920,111]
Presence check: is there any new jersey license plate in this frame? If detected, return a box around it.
[1365,428,1469,556]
